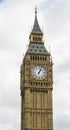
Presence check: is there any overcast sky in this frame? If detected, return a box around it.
[0,0,70,130]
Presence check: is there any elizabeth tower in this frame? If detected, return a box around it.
[20,9,53,130]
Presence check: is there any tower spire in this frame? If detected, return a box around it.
[29,7,43,43]
[31,7,43,35]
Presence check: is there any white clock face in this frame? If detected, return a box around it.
[31,65,47,80]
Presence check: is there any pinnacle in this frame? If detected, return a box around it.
[31,7,43,35]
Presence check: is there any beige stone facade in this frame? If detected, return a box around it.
[20,9,53,130]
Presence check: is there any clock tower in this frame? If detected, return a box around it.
[20,8,53,130]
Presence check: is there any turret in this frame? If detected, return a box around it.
[29,7,43,43]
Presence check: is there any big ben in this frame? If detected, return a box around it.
[20,8,53,130]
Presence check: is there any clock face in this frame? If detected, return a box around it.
[31,65,47,80]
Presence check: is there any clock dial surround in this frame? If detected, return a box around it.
[31,65,47,80]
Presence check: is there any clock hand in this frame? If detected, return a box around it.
[38,68,42,74]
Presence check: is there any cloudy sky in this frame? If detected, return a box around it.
[0,0,70,130]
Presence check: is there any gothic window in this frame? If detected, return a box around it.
[30,56,32,60]
[45,57,46,60]
[41,83,43,86]
[40,57,42,60]
[33,82,35,85]
[36,82,37,86]
[33,92,34,107]
[44,82,46,85]
[33,56,34,60]
[38,56,39,60]
[39,82,40,85]
[31,82,32,85]
[43,57,44,61]
[35,56,37,60]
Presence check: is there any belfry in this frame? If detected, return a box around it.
[20,8,53,130]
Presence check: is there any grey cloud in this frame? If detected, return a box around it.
[0,107,20,130]
[56,60,70,74]
[42,0,70,42]
[54,115,70,130]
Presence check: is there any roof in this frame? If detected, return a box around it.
[27,8,49,55]
[27,42,49,55]
[31,8,43,35]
